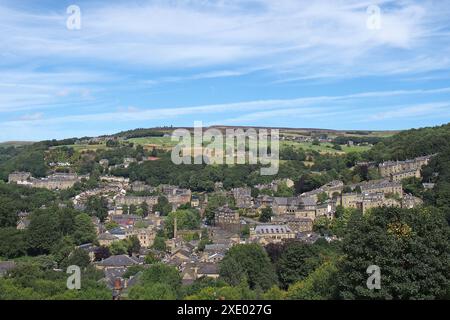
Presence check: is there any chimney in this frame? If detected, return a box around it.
[173,217,177,239]
[112,278,123,300]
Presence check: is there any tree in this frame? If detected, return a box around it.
[62,248,91,269]
[26,210,62,255]
[185,283,255,300]
[85,196,108,222]
[274,182,294,197]
[105,221,119,230]
[109,240,128,255]
[141,202,150,217]
[262,286,286,300]
[337,206,450,299]
[129,204,137,215]
[0,199,18,228]
[313,216,331,235]
[73,213,96,245]
[51,236,75,266]
[94,246,111,261]
[128,283,176,300]
[0,227,27,258]
[141,263,181,291]
[286,261,338,300]
[276,242,322,288]
[259,207,273,223]
[317,192,329,204]
[144,252,159,264]
[127,235,141,255]
[219,244,278,290]
[153,196,171,216]
[165,209,201,238]
[152,236,167,252]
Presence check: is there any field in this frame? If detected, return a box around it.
[52,143,109,152]
[281,141,371,154]
[127,136,177,148]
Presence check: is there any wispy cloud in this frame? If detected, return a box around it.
[0,0,449,140]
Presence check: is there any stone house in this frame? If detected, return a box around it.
[249,224,295,244]
[214,205,240,233]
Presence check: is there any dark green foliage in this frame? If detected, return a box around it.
[62,248,91,269]
[165,209,201,238]
[153,196,172,216]
[0,258,110,300]
[219,244,278,290]
[0,184,56,228]
[259,207,273,223]
[85,195,108,222]
[0,227,27,258]
[26,210,62,255]
[367,123,450,161]
[337,206,450,299]
[152,236,167,252]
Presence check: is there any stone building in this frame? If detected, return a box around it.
[161,185,192,206]
[126,228,156,248]
[340,192,400,213]
[272,197,301,215]
[231,187,253,208]
[249,224,295,244]
[352,180,403,197]
[389,169,421,182]
[301,180,344,200]
[8,171,31,183]
[378,155,433,177]
[31,173,81,190]
[214,205,240,233]
[115,195,158,207]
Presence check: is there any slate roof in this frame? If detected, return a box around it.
[197,263,219,275]
[255,225,293,234]
[273,197,300,206]
[98,233,119,241]
[97,255,140,267]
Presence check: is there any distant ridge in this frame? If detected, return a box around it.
[0,141,35,147]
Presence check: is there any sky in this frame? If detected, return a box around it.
[1,0,450,141]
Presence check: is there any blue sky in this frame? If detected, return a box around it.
[1,0,450,141]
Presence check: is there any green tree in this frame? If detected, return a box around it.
[140,263,181,292]
[153,196,172,216]
[73,213,96,245]
[144,252,159,264]
[85,196,108,222]
[317,192,329,204]
[109,240,128,255]
[165,209,201,238]
[259,207,273,223]
[219,244,277,290]
[286,261,338,300]
[26,210,62,255]
[0,227,27,258]
[276,242,322,288]
[126,235,141,255]
[62,248,91,269]
[337,206,450,299]
[152,236,167,252]
[128,283,176,300]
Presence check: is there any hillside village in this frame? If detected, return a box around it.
[5,148,435,297]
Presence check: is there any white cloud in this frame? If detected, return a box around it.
[0,0,449,77]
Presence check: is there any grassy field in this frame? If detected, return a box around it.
[281,141,371,154]
[52,144,109,152]
[127,136,177,148]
